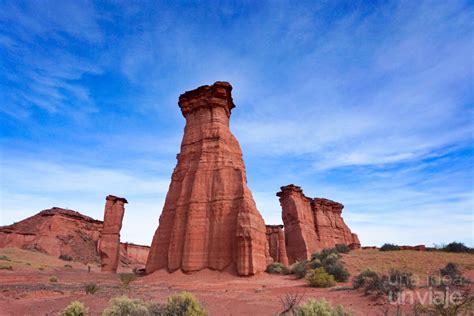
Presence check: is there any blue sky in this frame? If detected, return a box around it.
[0,1,473,247]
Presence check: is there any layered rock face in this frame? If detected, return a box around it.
[0,206,150,266]
[98,195,127,273]
[266,225,288,266]
[0,208,103,263]
[120,243,150,264]
[277,185,360,263]
[146,82,269,276]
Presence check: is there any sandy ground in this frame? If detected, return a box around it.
[0,248,473,316]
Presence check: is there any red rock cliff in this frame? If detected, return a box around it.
[146,82,269,276]
[98,195,127,273]
[0,208,102,263]
[266,225,288,266]
[277,185,360,263]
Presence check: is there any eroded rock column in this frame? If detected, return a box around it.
[277,184,360,264]
[99,195,127,273]
[266,225,289,266]
[146,82,269,276]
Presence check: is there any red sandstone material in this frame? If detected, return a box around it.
[98,195,127,273]
[120,243,150,264]
[277,184,360,263]
[0,208,102,263]
[146,82,269,276]
[266,225,289,266]
[0,207,150,266]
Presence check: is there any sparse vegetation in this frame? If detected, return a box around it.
[266,262,289,274]
[380,244,401,251]
[49,275,58,282]
[64,264,73,268]
[441,242,473,253]
[164,291,207,316]
[279,293,304,315]
[102,292,207,316]
[306,267,336,288]
[296,298,351,316]
[85,282,99,295]
[290,260,309,279]
[102,296,149,316]
[352,269,414,298]
[335,244,351,254]
[324,262,350,282]
[59,301,87,316]
[119,273,137,288]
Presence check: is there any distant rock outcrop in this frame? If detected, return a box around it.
[0,208,102,263]
[266,225,288,266]
[0,206,149,266]
[146,82,270,276]
[98,195,127,273]
[277,184,360,263]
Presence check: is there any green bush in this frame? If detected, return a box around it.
[85,282,99,295]
[102,293,206,316]
[442,242,473,253]
[49,275,58,282]
[102,296,149,316]
[307,267,336,288]
[290,260,309,279]
[352,270,382,293]
[335,244,351,254]
[324,262,350,282]
[320,248,339,260]
[296,298,351,316]
[165,291,207,316]
[308,258,322,270]
[380,243,400,251]
[265,262,289,274]
[322,253,339,266]
[60,301,87,316]
[119,273,137,287]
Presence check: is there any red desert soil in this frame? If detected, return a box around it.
[0,248,473,315]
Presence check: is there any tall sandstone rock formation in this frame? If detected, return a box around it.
[98,195,127,273]
[146,82,270,276]
[266,225,289,266]
[277,185,360,263]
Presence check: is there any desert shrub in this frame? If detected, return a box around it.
[387,270,415,290]
[165,291,207,316]
[320,248,339,260]
[102,296,149,316]
[352,270,382,293]
[322,253,339,266]
[296,298,351,316]
[64,264,73,268]
[290,260,309,279]
[279,293,304,315]
[119,273,137,287]
[308,258,322,270]
[85,282,99,295]
[38,266,45,271]
[335,244,351,254]
[59,254,73,261]
[307,267,336,288]
[0,263,13,270]
[60,301,87,316]
[0,255,11,261]
[438,262,467,288]
[266,262,289,274]
[49,275,58,282]
[442,242,473,253]
[324,262,350,282]
[380,243,400,251]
